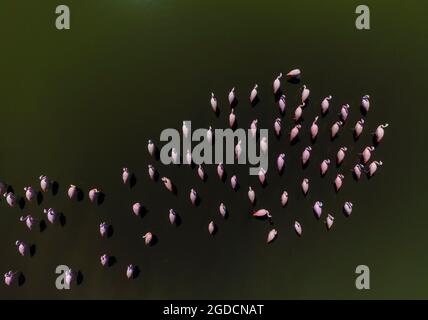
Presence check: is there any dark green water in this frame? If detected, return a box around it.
[0,0,427,299]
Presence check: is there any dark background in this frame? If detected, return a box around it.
[0,0,426,299]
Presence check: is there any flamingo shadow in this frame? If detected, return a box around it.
[107,225,114,238]
[137,207,149,219]
[52,181,59,196]
[30,244,36,257]
[132,266,141,279]
[194,196,201,207]
[174,214,182,227]
[76,271,84,285]
[290,137,300,146]
[39,220,47,233]
[151,170,159,182]
[129,174,137,188]
[18,197,26,210]
[59,213,66,227]
[274,90,283,102]
[148,235,159,247]
[287,78,300,84]
[108,256,117,267]
[214,108,220,118]
[18,273,26,287]
[231,98,238,109]
[77,188,85,201]
[37,191,44,205]
[251,96,260,107]
[97,192,105,205]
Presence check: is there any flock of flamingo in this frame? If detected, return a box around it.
[2,68,388,288]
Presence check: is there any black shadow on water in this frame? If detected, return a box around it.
[129,174,137,188]
[352,171,361,181]
[39,220,47,233]
[137,207,149,219]
[18,197,26,210]
[107,225,114,238]
[290,137,300,146]
[253,216,270,223]
[59,213,66,227]
[231,98,238,109]
[52,181,59,196]
[30,244,36,257]
[77,188,84,201]
[37,191,44,205]
[149,235,159,247]
[294,116,304,124]
[302,161,310,170]
[214,108,220,118]
[360,106,368,116]
[18,273,26,287]
[76,271,84,285]
[154,148,160,161]
[169,184,178,196]
[372,136,380,147]
[353,133,360,142]
[274,90,283,102]
[132,266,141,279]
[7,185,14,194]
[108,256,117,267]
[193,197,201,207]
[97,192,105,205]
[174,214,182,227]
[251,96,260,108]
[151,170,159,182]
[287,78,300,85]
